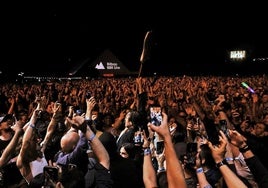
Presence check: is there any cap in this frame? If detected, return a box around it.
[0,114,13,124]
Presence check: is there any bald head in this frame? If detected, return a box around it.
[61,131,80,153]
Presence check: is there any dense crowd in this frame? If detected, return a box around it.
[0,74,267,187]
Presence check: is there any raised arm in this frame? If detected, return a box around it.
[229,129,268,187]
[40,102,62,153]
[84,118,113,187]
[16,109,40,183]
[85,97,97,120]
[142,130,158,188]
[149,112,187,188]
[0,124,23,167]
[195,153,213,188]
[85,124,110,170]
[208,131,247,188]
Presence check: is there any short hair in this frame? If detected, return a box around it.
[59,166,85,188]
[199,144,216,169]
[29,166,85,188]
[128,111,142,130]
[157,171,168,188]
[28,173,45,188]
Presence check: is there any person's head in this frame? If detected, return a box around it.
[29,164,85,188]
[178,110,187,119]
[119,142,136,159]
[16,110,29,125]
[172,127,186,144]
[56,165,85,188]
[102,113,115,128]
[230,110,242,126]
[28,173,45,188]
[60,131,80,153]
[168,102,179,117]
[263,113,268,126]
[157,171,168,188]
[198,144,222,186]
[168,116,176,125]
[45,101,55,114]
[91,105,100,120]
[239,119,250,133]
[0,114,13,133]
[253,122,266,137]
[261,92,268,104]
[124,110,141,129]
[171,102,178,109]
[199,144,216,169]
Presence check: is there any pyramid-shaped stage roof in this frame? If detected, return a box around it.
[90,49,137,77]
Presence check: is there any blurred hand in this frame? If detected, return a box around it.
[207,130,227,163]
[11,123,23,135]
[228,129,247,148]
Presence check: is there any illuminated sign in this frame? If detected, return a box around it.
[230,50,246,60]
[92,49,132,76]
[95,62,121,70]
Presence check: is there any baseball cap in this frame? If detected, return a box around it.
[0,114,13,124]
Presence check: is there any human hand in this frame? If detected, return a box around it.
[207,130,227,163]
[228,129,247,148]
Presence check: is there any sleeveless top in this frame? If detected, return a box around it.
[29,154,48,177]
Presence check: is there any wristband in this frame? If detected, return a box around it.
[158,167,166,172]
[144,148,151,156]
[29,124,35,129]
[216,159,228,168]
[196,167,204,173]
[88,134,96,143]
[225,157,233,162]
[239,145,250,153]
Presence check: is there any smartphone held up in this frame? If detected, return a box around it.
[150,106,162,126]
[217,119,230,140]
[156,140,164,154]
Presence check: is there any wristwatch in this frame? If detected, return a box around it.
[239,145,250,153]
[216,159,228,168]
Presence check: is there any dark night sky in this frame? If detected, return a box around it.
[1,2,268,76]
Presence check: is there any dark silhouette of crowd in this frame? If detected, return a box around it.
[0,74,268,187]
